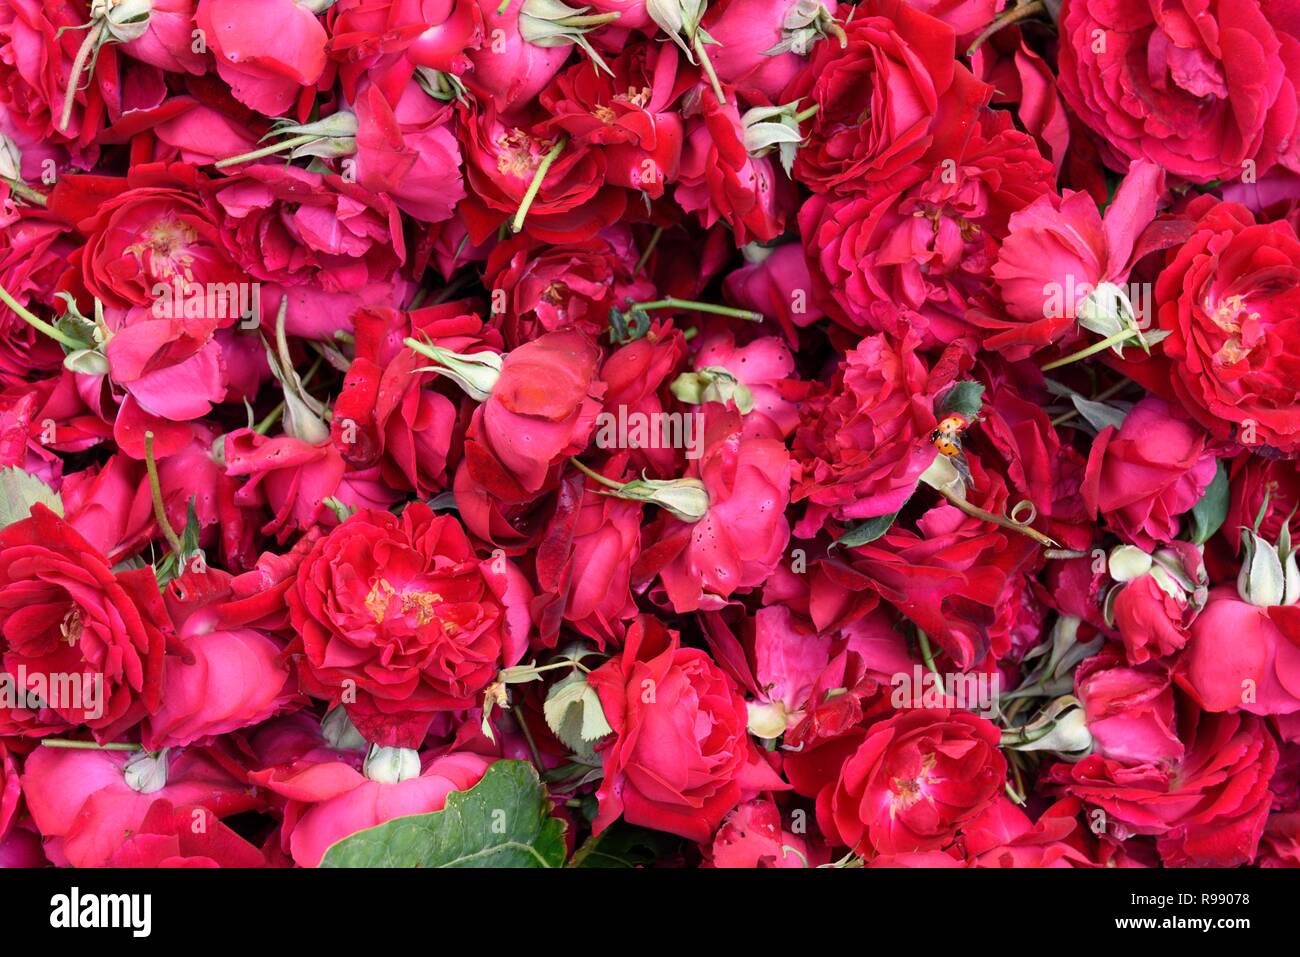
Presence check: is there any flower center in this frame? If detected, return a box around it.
[364,578,444,627]
[1205,293,1262,366]
[889,753,938,818]
[126,215,199,281]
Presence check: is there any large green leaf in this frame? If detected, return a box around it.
[319,760,567,868]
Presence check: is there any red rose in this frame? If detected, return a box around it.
[287,503,533,747]
[483,228,654,347]
[464,328,605,498]
[195,0,328,117]
[107,801,269,867]
[783,0,990,195]
[1057,0,1300,182]
[1155,197,1300,451]
[1183,588,1300,716]
[588,615,785,841]
[793,332,970,529]
[800,110,1054,345]
[0,504,167,739]
[1050,705,1277,867]
[1082,397,1218,550]
[822,708,1006,855]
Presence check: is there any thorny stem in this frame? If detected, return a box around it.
[966,0,1046,57]
[0,280,84,349]
[511,135,567,234]
[144,431,185,555]
[938,486,1059,548]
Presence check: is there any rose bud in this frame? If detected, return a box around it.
[1103,541,1207,664]
[588,615,788,842]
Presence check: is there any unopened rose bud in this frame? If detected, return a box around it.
[363,745,421,784]
[124,749,170,794]
[611,476,710,522]
[1237,527,1294,608]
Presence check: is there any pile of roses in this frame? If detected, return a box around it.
[0,0,1299,869]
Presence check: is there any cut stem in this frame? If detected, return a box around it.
[938,487,1058,548]
[569,456,625,491]
[693,33,727,105]
[634,297,763,322]
[966,0,1046,57]
[59,23,104,133]
[511,135,567,234]
[794,104,820,124]
[634,226,663,276]
[0,280,84,349]
[214,134,319,169]
[1041,328,1137,371]
[144,431,185,555]
[41,738,143,751]
[916,629,942,677]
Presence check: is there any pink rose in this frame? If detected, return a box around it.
[1082,397,1219,550]
[196,0,328,116]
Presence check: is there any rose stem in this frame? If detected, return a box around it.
[937,486,1059,548]
[59,23,104,133]
[794,104,819,124]
[511,135,567,234]
[916,629,942,677]
[693,34,727,105]
[634,297,764,322]
[41,739,143,751]
[144,430,186,555]
[1040,328,1136,372]
[569,457,626,491]
[496,0,511,13]
[966,0,1046,57]
[512,705,546,773]
[634,226,663,276]
[3,177,48,206]
[0,280,84,349]
[214,134,320,169]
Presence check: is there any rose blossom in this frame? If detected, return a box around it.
[287,503,533,747]
[588,615,787,842]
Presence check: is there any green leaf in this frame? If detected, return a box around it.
[832,510,899,548]
[568,821,684,868]
[153,498,204,586]
[939,380,985,419]
[319,760,567,868]
[0,467,63,529]
[544,671,613,756]
[1188,461,1229,545]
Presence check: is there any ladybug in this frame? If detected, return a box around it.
[930,414,969,457]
